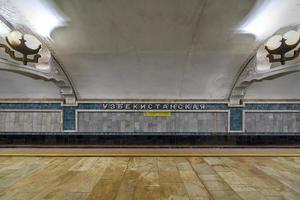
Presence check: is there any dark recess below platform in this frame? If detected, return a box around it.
[0,133,300,147]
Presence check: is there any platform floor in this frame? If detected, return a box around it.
[0,156,299,200]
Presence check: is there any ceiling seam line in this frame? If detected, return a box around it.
[178,0,207,97]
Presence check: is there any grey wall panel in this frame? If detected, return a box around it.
[245,112,300,132]
[77,112,228,132]
[245,72,300,100]
[0,71,60,99]
[0,111,62,132]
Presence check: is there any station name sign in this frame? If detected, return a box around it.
[100,103,206,110]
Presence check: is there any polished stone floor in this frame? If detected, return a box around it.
[0,156,299,200]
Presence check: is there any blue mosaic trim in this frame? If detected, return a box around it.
[229,108,243,131]
[63,107,77,130]
[0,103,61,109]
[1,102,300,132]
[78,103,228,110]
[2,102,300,111]
[245,103,300,110]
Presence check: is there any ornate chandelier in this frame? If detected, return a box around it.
[265,30,300,65]
[0,30,42,65]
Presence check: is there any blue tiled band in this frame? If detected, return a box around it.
[1,102,300,132]
[62,107,77,131]
[0,103,61,109]
[229,108,243,131]
[245,103,300,110]
[77,103,228,110]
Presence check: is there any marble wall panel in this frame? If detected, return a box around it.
[245,112,300,132]
[0,111,62,132]
[77,112,228,132]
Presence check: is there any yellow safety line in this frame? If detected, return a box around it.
[0,154,300,157]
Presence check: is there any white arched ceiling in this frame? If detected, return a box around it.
[51,0,257,99]
[1,0,300,100]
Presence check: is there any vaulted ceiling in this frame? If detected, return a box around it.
[0,0,300,101]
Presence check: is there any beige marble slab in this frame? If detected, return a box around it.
[0,156,299,200]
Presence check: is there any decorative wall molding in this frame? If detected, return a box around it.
[0,101,300,134]
[229,27,300,105]
[229,56,256,105]
[0,56,76,104]
[0,13,77,105]
[229,53,300,105]
[48,56,77,105]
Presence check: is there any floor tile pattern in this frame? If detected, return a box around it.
[0,157,299,200]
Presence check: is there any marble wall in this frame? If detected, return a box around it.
[0,111,62,132]
[1,102,300,133]
[78,112,228,132]
[245,112,300,132]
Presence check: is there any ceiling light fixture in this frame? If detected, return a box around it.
[0,30,42,65]
[36,64,50,71]
[265,30,300,65]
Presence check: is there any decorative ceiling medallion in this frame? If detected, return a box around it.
[265,30,300,65]
[0,30,41,65]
